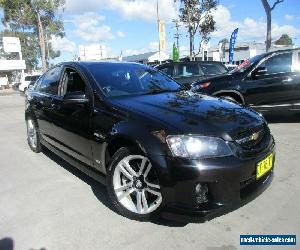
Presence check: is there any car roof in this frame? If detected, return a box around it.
[157,61,225,68]
[63,61,144,67]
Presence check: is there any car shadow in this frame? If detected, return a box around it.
[42,148,187,227]
[261,111,300,123]
[42,148,114,213]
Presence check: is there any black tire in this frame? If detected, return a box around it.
[26,117,42,153]
[106,147,162,221]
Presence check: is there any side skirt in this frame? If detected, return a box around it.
[41,140,106,185]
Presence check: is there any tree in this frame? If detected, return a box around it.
[274,34,293,45]
[176,0,217,61]
[261,0,285,52]
[0,0,65,72]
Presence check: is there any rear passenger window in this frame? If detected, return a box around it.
[36,67,62,95]
[178,63,201,77]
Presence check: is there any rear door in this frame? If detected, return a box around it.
[244,51,294,107]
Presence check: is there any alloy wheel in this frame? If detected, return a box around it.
[27,119,37,149]
[112,155,162,215]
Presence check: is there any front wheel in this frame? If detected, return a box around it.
[26,118,42,153]
[107,147,163,221]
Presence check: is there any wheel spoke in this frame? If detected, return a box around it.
[141,190,148,211]
[138,157,148,176]
[117,187,135,201]
[118,160,137,180]
[136,192,142,213]
[114,182,132,192]
[145,187,161,197]
[143,162,152,178]
[145,181,160,190]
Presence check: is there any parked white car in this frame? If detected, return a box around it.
[18,75,41,92]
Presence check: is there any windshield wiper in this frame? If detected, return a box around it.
[142,89,175,95]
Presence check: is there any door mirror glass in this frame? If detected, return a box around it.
[251,66,267,78]
[63,91,89,105]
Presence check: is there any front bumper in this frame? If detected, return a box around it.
[150,140,275,222]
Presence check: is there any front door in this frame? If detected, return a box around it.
[33,66,62,141]
[51,67,93,166]
[244,51,294,108]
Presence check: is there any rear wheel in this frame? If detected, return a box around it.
[107,147,162,221]
[26,118,42,153]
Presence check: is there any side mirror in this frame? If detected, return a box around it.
[63,91,89,105]
[251,66,267,78]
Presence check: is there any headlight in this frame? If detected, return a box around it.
[166,135,233,158]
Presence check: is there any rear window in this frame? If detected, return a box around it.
[200,64,227,75]
[178,63,201,77]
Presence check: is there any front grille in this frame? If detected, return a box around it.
[235,124,272,158]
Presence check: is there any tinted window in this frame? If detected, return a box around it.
[87,63,181,97]
[37,67,61,95]
[178,63,201,77]
[200,64,227,75]
[260,52,292,74]
[159,65,174,76]
[25,76,31,81]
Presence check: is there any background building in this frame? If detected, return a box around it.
[78,44,108,61]
[0,37,26,87]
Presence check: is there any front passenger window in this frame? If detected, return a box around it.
[61,69,86,96]
[260,52,292,74]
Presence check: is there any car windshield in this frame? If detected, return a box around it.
[232,54,265,73]
[87,63,181,97]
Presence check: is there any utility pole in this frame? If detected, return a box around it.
[157,0,161,64]
[173,19,180,50]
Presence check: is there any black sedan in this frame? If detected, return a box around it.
[25,62,275,221]
[192,48,300,111]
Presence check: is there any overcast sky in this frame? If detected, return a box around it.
[1,0,300,62]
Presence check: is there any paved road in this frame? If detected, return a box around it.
[0,95,299,250]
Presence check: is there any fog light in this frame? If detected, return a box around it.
[195,183,208,204]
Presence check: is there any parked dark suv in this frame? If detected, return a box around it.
[192,48,300,111]
[25,62,275,221]
[156,61,228,87]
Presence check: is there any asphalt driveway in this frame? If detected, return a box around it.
[0,94,299,250]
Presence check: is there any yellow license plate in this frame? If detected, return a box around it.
[256,154,273,179]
